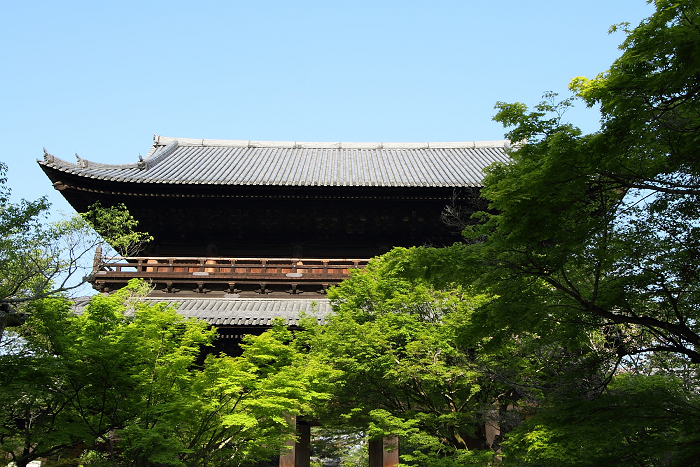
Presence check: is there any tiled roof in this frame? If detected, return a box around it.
[72,296,331,326]
[39,135,511,188]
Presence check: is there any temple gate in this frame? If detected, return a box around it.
[39,135,509,466]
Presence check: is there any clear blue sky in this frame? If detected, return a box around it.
[1,0,654,215]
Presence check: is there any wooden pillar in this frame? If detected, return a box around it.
[295,424,311,467]
[279,417,311,467]
[369,436,399,467]
[279,416,296,467]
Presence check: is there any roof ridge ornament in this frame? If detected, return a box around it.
[142,139,179,170]
[43,148,54,163]
[75,153,88,168]
[162,136,508,149]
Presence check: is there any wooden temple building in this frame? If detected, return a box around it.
[38,135,509,467]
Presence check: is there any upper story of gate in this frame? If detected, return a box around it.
[38,135,510,259]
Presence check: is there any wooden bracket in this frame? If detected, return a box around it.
[226,283,241,294]
[93,281,110,293]
[162,281,180,294]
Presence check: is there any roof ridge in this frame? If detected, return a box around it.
[141,139,178,169]
[154,135,509,150]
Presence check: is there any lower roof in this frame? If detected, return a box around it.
[73,296,331,326]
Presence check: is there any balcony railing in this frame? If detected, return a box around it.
[91,256,370,295]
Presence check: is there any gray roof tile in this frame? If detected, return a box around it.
[40,136,511,188]
[72,297,331,326]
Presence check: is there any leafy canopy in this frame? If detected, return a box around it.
[1,279,335,467]
[303,248,522,466]
[475,0,700,364]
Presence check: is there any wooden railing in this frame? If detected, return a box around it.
[94,257,369,282]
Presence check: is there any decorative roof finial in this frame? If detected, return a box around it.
[43,147,54,162]
[75,153,88,168]
[137,153,146,170]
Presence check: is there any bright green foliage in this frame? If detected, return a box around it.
[0,298,86,467]
[82,201,154,256]
[1,280,333,467]
[111,318,335,466]
[304,248,521,465]
[0,280,214,467]
[153,325,337,467]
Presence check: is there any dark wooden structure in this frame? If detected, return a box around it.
[39,135,509,466]
[39,136,508,260]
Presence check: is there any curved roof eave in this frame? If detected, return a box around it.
[37,136,512,188]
